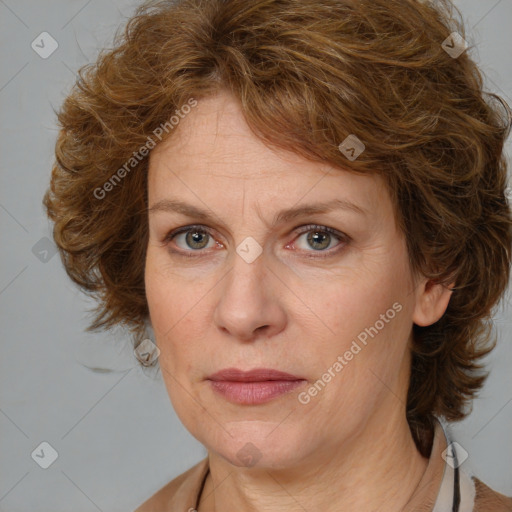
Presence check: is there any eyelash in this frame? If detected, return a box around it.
[162,224,350,259]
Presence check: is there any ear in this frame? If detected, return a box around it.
[412,277,455,327]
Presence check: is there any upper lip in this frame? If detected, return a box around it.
[207,368,304,382]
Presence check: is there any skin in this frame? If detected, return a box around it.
[144,90,454,512]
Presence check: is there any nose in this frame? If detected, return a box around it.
[213,245,287,343]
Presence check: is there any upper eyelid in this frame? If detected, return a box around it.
[166,223,344,236]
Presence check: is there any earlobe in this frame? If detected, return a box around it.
[412,278,455,327]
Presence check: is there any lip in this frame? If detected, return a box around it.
[207,368,307,405]
[208,368,304,382]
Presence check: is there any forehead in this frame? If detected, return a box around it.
[151,92,380,177]
[150,92,305,176]
[147,91,388,220]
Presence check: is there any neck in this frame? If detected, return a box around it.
[198,405,429,512]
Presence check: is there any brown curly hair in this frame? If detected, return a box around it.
[43,0,512,455]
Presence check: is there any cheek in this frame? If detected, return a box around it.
[145,256,183,358]
[145,250,191,328]
[144,255,210,372]
[314,275,402,341]
[306,260,412,390]
[303,290,410,427]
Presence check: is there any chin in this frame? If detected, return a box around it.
[199,419,313,470]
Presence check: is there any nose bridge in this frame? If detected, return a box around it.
[223,242,267,315]
[213,239,285,341]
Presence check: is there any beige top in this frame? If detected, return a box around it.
[134,421,512,511]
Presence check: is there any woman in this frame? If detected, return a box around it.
[43,0,512,510]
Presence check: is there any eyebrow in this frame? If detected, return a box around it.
[148,198,368,227]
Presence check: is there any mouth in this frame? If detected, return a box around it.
[206,368,307,405]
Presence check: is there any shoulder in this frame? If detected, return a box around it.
[134,457,209,512]
[473,477,512,512]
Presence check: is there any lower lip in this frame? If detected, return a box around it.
[208,380,306,405]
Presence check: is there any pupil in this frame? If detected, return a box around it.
[308,231,329,250]
[187,230,207,249]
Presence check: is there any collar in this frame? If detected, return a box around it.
[403,418,475,512]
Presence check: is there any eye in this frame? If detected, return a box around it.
[162,224,350,258]
[290,224,349,257]
[166,225,217,253]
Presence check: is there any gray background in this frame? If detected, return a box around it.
[0,1,511,511]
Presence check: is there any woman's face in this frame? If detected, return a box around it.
[145,91,428,469]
